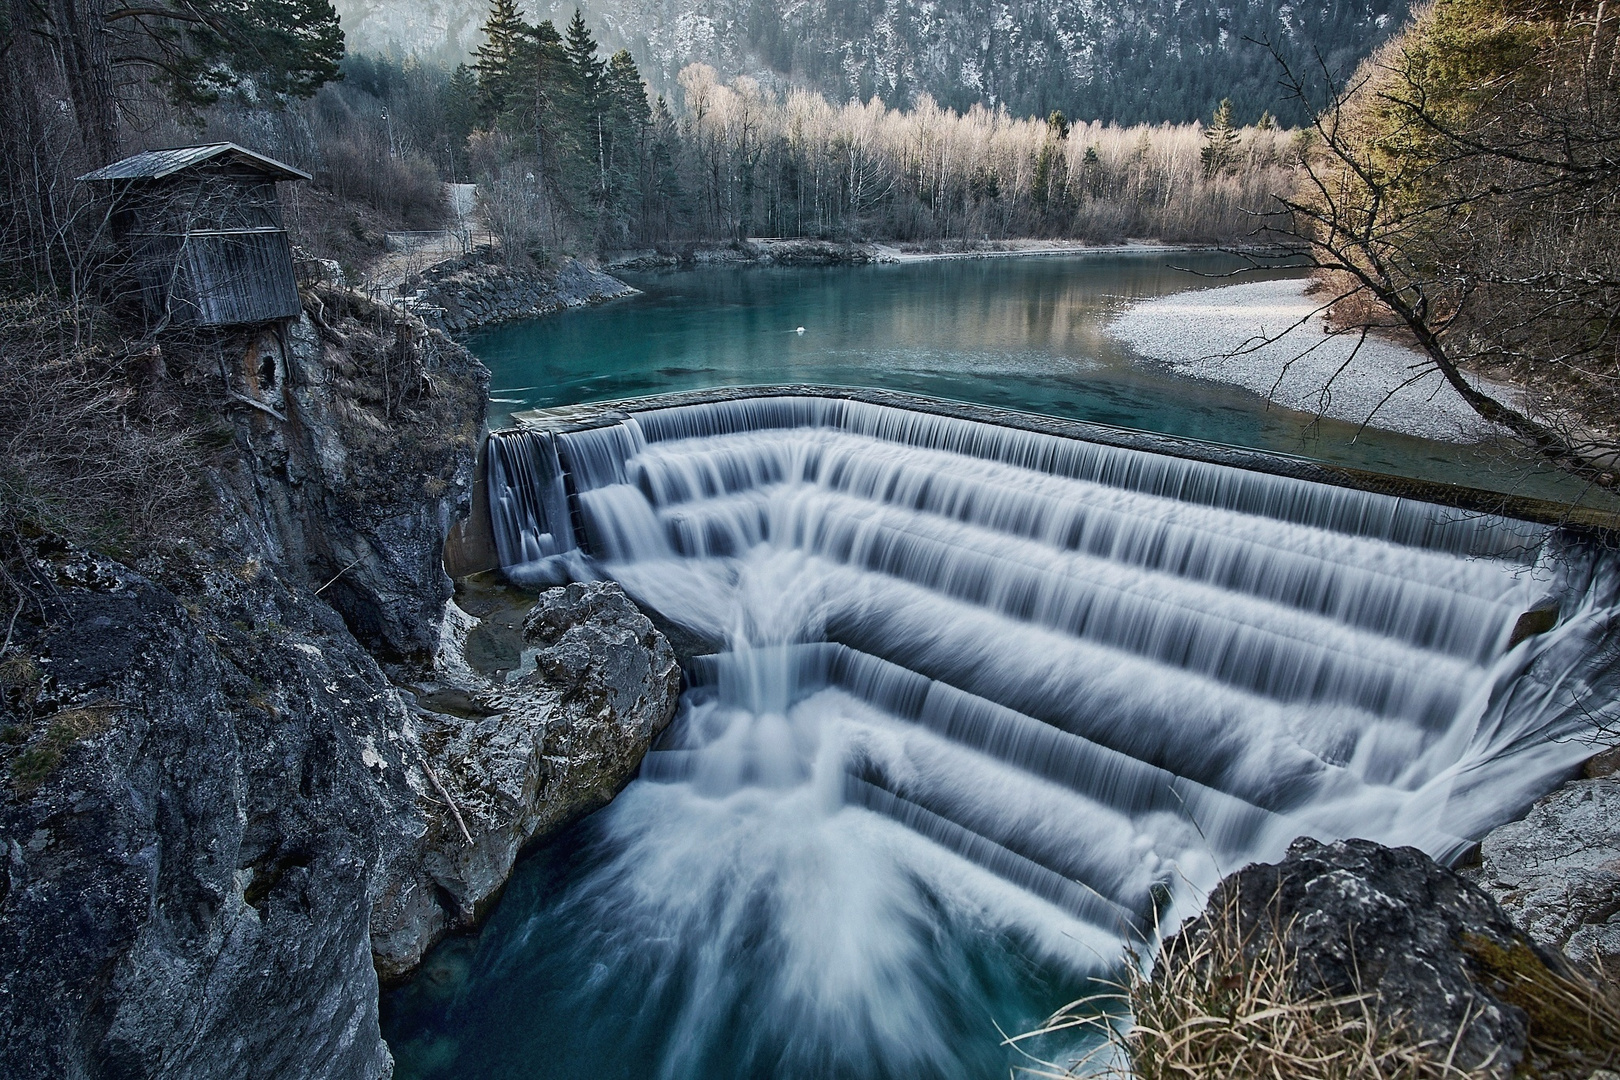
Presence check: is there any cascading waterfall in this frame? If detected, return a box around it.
[454,395,1618,1079]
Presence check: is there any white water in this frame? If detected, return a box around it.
[484,396,1619,1077]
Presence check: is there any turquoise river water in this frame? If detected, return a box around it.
[469,251,1609,504]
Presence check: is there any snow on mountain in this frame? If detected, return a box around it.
[334,0,1407,125]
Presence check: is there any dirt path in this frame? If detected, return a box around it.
[365,183,487,294]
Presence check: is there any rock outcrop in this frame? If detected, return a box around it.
[1470,775,1620,971]
[0,290,679,1077]
[1175,837,1580,1078]
[370,581,680,979]
[0,551,418,1080]
[407,253,636,333]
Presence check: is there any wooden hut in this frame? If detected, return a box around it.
[79,143,311,329]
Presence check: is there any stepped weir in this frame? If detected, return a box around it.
[470,387,1620,1076]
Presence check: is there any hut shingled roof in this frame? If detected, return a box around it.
[78,143,311,183]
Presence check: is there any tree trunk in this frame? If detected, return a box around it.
[49,0,119,161]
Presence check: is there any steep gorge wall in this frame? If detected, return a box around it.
[0,292,678,1077]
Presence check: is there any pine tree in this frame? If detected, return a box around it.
[598,49,650,244]
[1200,98,1240,176]
[502,20,567,196]
[554,10,610,228]
[240,0,346,98]
[475,0,529,121]
[506,17,568,135]
[644,94,686,241]
[442,63,482,169]
[563,9,606,105]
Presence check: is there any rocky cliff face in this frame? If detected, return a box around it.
[0,291,680,1077]
[1469,774,1620,972]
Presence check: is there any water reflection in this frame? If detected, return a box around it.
[466,253,1616,508]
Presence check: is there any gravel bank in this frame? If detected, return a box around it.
[1109,277,1502,442]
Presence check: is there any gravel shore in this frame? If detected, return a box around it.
[1109,277,1502,443]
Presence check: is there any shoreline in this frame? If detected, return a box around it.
[1107,276,1509,445]
[601,236,1287,272]
[867,238,1259,262]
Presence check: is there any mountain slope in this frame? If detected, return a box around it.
[335,0,1408,126]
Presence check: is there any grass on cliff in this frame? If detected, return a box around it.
[0,296,212,573]
[1012,887,1620,1080]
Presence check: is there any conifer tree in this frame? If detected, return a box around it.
[442,63,482,169]
[1200,98,1240,175]
[563,9,606,106]
[238,0,346,99]
[643,94,686,240]
[600,49,651,238]
[475,0,529,121]
[12,0,345,157]
[556,10,609,224]
[505,19,570,190]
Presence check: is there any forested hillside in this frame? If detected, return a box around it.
[336,0,1409,126]
[369,9,1304,254]
[1282,0,1620,484]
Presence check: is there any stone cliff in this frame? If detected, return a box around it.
[0,288,679,1077]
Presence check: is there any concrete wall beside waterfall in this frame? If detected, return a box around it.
[444,440,500,577]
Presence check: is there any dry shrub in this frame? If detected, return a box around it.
[0,297,207,564]
[319,138,445,227]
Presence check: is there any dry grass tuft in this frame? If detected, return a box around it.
[8,703,119,793]
[0,296,209,562]
[1012,888,1497,1080]
[1460,936,1620,1078]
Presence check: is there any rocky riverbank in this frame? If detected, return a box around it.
[1153,837,1615,1079]
[407,253,638,334]
[604,237,894,271]
[0,287,679,1078]
[1466,768,1620,974]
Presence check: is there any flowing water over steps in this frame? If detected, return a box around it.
[410,393,1620,1079]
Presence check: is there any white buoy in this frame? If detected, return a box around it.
[795,326,806,334]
